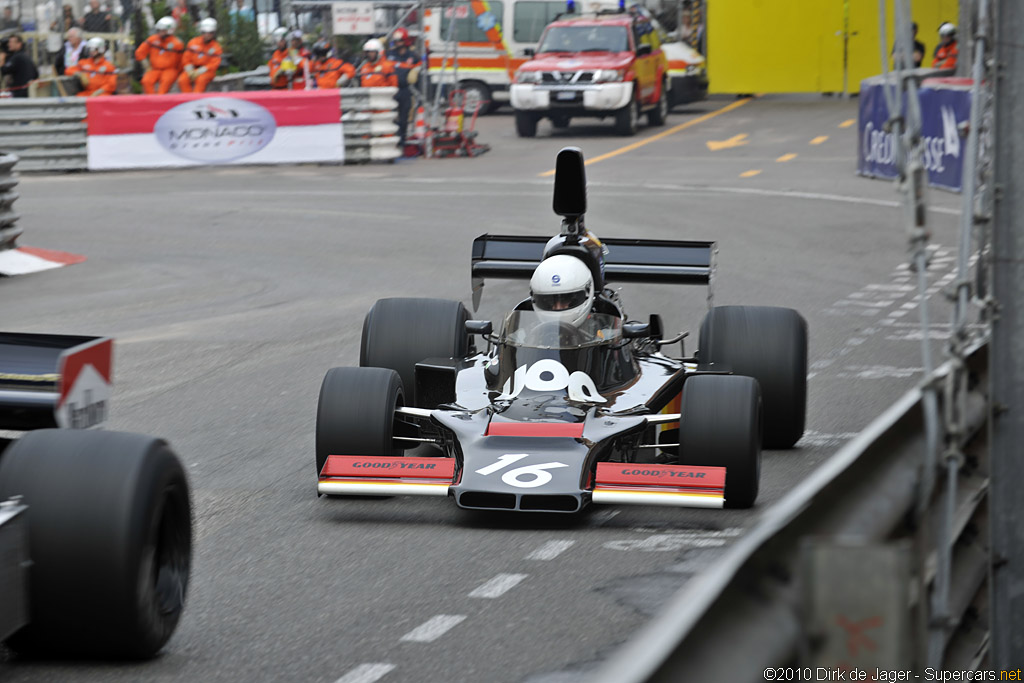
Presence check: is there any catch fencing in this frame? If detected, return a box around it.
[0,88,401,171]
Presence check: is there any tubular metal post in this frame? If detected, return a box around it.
[990,0,1024,668]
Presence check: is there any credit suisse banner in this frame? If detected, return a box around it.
[86,90,344,170]
[857,76,972,192]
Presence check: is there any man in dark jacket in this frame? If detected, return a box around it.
[0,35,39,98]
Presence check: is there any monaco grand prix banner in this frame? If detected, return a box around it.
[858,76,972,192]
[86,90,344,170]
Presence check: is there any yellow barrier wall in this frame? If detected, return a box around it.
[708,0,959,94]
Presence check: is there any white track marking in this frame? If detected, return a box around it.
[604,528,743,553]
[469,574,527,599]
[526,540,576,561]
[399,615,466,643]
[334,663,396,683]
[589,509,620,527]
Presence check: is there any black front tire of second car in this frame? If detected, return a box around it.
[677,374,762,509]
[515,110,538,137]
[316,366,405,476]
[614,87,639,136]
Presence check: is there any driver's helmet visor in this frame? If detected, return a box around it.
[533,290,589,312]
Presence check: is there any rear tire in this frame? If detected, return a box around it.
[460,81,493,115]
[316,367,404,476]
[0,429,192,658]
[614,89,639,136]
[515,110,538,137]
[360,297,469,407]
[678,375,761,509]
[698,305,808,449]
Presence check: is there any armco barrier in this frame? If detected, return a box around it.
[595,339,990,681]
[0,99,87,172]
[0,154,21,251]
[341,87,402,163]
[0,89,400,171]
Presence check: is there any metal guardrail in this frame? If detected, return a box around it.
[595,340,990,682]
[0,153,21,251]
[0,98,87,173]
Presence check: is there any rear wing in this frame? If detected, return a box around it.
[471,234,716,308]
[0,333,112,431]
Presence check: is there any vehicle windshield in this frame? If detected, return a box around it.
[500,310,623,350]
[537,25,629,54]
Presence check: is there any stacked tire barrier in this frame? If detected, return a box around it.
[341,87,402,163]
[0,154,20,251]
[0,99,88,172]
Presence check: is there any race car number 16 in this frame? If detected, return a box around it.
[475,453,568,488]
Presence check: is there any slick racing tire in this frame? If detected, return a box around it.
[515,110,538,138]
[0,429,192,658]
[316,366,404,477]
[698,305,808,449]
[677,375,761,509]
[360,297,470,407]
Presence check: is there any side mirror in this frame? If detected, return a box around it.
[523,47,535,57]
[552,146,587,219]
[623,322,650,339]
[466,320,493,336]
[637,43,652,57]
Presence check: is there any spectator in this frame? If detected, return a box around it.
[81,0,112,32]
[134,16,183,93]
[1,7,19,30]
[55,26,86,75]
[179,17,220,92]
[0,34,38,97]
[892,21,925,69]
[387,28,419,151]
[228,0,254,24]
[170,0,188,22]
[932,22,958,69]
[51,4,75,33]
[70,36,116,96]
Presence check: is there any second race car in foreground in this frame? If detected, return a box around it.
[316,147,807,511]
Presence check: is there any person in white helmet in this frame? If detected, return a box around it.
[269,28,309,89]
[357,38,397,87]
[530,254,596,328]
[179,17,221,92]
[135,15,183,93]
[72,36,117,97]
[932,22,958,69]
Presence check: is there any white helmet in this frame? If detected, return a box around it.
[199,17,217,33]
[363,38,384,53]
[272,26,288,42]
[938,22,956,37]
[155,16,176,32]
[86,36,106,54]
[530,254,594,327]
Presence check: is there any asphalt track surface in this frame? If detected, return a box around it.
[0,94,964,683]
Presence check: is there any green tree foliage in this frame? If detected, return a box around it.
[214,0,264,71]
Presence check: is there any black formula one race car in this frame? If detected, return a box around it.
[316,147,807,512]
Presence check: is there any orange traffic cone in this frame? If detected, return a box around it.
[411,105,427,140]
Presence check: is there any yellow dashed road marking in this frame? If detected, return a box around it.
[810,135,829,145]
[839,119,856,128]
[740,170,762,178]
[776,153,797,162]
[538,97,756,177]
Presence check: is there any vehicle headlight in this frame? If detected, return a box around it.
[593,69,625,83]
[514,70,542,84]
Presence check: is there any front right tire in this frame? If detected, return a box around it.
[515,110,538,137]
